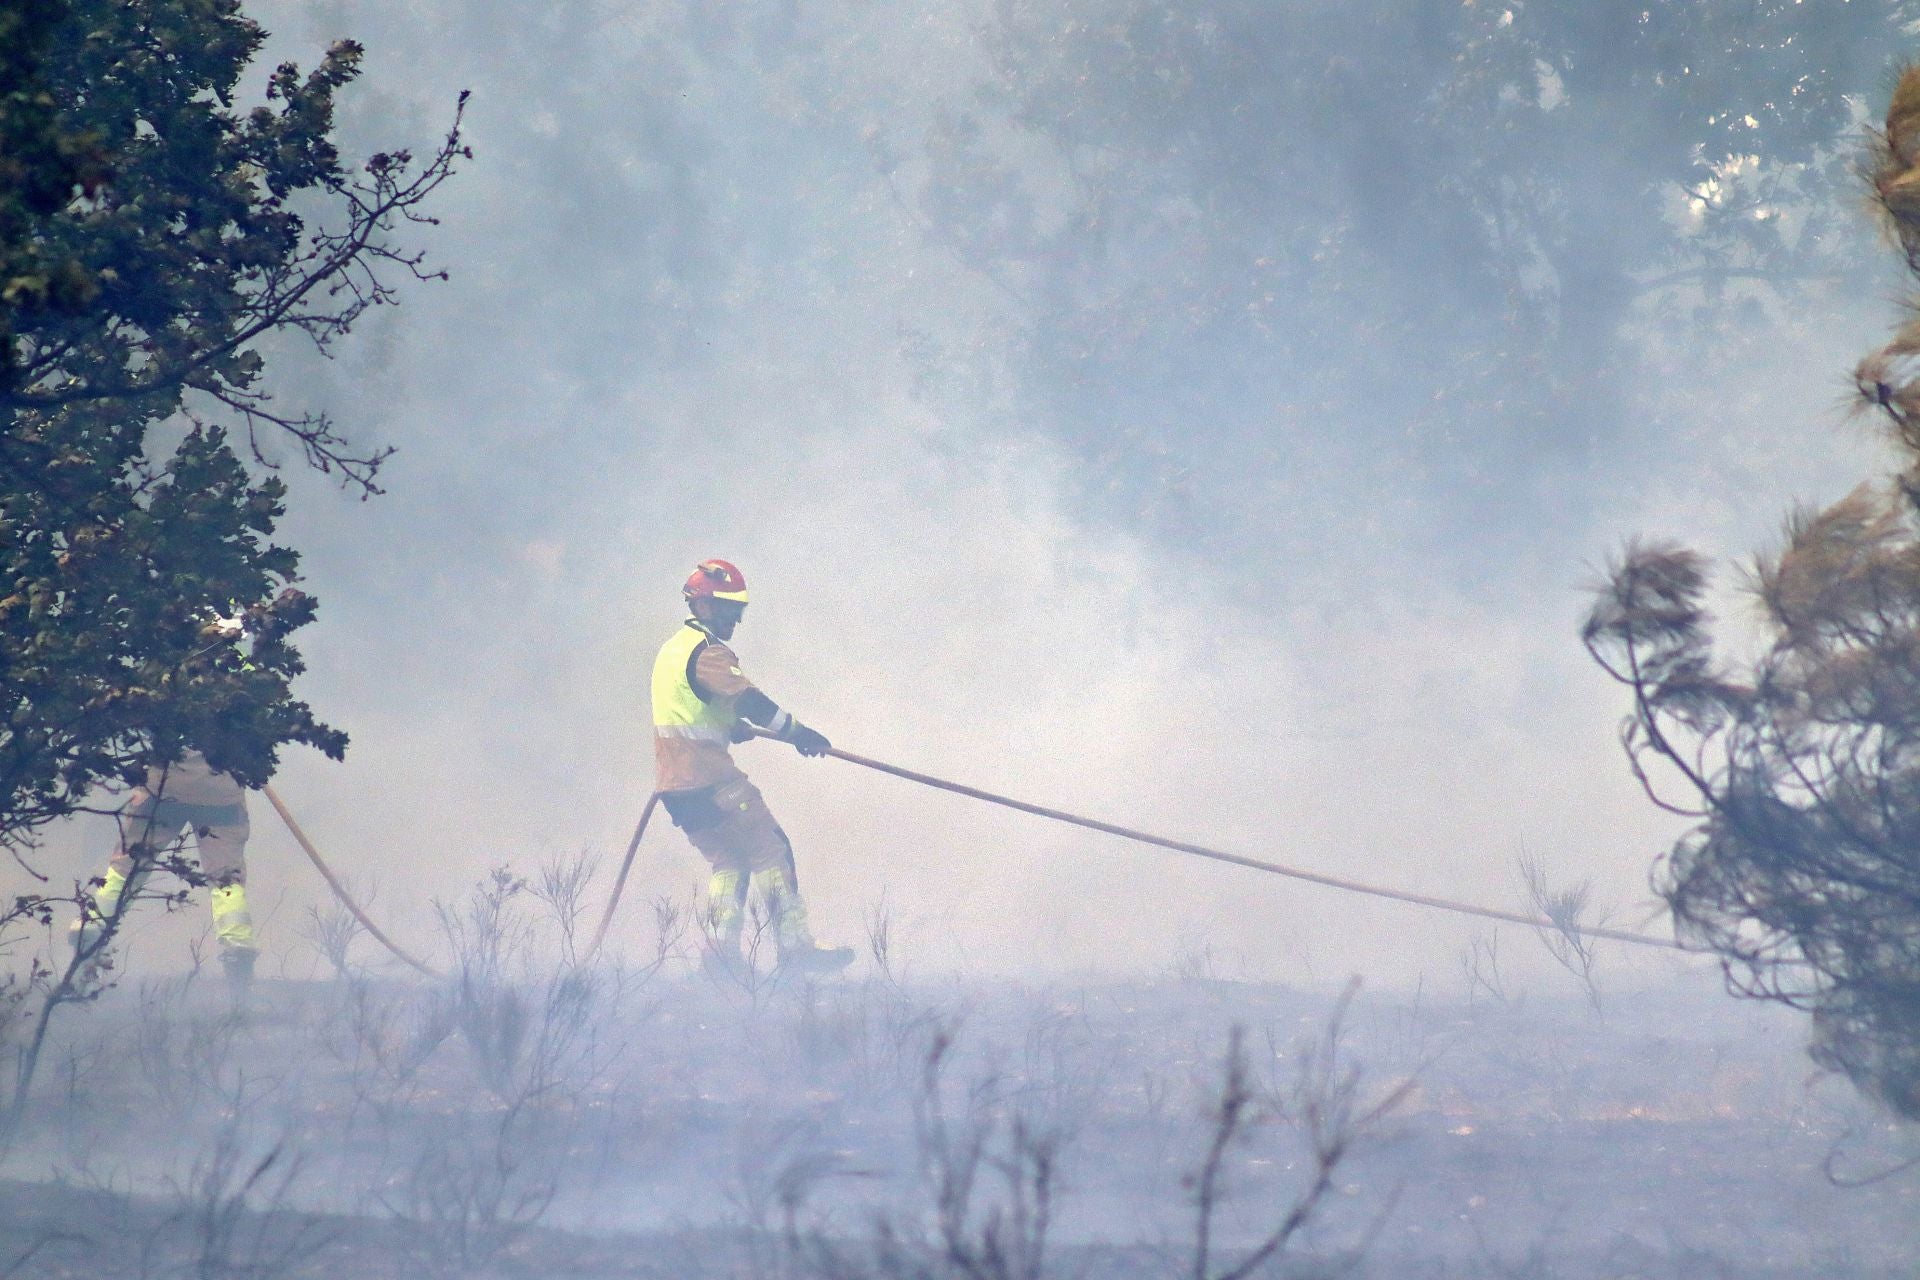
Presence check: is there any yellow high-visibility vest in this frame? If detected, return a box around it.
[651,622,736,745]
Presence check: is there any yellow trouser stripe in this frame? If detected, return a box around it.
[750,866,812,948]
[90,865,130,916]
[707,869,747,937]
[210,883,256,951]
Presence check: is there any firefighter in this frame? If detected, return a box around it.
[653,559,854,978]
[71,748,258,993]
[71,612,261,996]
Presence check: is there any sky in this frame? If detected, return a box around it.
[28,0,1914,994]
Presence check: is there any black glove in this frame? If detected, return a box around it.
[729,720,757,744]
[789,724,832,757]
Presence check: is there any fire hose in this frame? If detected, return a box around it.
[262,784,442,977]
[585,730,1685,956]
[273,734,1684,978]
[585,792,658,960]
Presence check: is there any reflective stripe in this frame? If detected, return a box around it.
[766,709,793,737]
[751,866,813,948]
[210,883,256,951]
[707,869,746,937]
[654,724,730,742]
[93,866,130,914]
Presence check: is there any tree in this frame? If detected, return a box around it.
[1584,64,1920,1120]
[886,1,1909,559]
[0,0,466,863]
[0,0,105,384]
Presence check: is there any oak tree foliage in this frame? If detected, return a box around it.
[0,0,466,861]
[1586,63,1920,1120]
[0,2,106,364]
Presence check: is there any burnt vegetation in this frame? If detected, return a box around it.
[0,868,1445,1279]
[1,892,1901,1278]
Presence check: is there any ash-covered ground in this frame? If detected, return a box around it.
[2,878,1916,1279]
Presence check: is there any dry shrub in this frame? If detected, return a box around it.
[1589,65,1920,1121]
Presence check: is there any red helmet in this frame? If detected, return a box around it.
[683,558,750,603]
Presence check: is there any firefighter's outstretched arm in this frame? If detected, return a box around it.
[734,688,831,756]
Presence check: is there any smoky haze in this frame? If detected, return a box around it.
[25,5,1920,1277]
[32,3,1905,991]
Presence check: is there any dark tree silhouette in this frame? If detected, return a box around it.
[0,0,467,860]
[0,0,466,1146]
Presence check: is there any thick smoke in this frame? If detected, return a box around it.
[31,2,1907,991]
[19,8,1920,1277]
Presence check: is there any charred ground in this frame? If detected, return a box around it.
[0,889,1913,1279]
